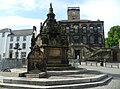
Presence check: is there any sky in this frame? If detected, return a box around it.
[0,0,120,37]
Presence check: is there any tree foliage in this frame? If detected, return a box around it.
[105,25,120,48]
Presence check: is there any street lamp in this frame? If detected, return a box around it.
[14,43,21,59]
[14,42,22,67]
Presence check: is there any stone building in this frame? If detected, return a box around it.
[59,7,105,61]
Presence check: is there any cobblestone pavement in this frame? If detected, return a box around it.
[79,64,120,89]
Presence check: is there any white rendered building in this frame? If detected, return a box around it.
[0,27,37,59]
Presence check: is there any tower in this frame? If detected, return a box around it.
[67,7,80,20]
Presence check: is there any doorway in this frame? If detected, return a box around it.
[75,50,80,59]
[9,51,13,58]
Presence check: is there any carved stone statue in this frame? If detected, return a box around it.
[27,45,46,73]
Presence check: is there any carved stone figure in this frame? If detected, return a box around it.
[27,45,46,73]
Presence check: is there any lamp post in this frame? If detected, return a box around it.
[14,42,21,67]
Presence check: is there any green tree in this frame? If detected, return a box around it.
[105,25,120,48]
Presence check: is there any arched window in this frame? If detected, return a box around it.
[90,26,94,33]
[74,25,79,33]
[97,25,102,33]
[66,27,70,33]
[82,26,86,33]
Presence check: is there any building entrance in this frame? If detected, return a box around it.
[9,51,13,58]
[75,50,80,59]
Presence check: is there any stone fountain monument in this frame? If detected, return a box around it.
[20,3,74,77]
[36,3,74,71]
[40,3,70,68]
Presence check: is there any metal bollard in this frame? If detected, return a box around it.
[117,64,119,68]
[85,61,87,65]
[96,62,97,66]
[90,63,92,66]
[105,63,106,67]
[111,65,113,68]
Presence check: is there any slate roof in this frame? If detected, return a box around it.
[59,19,92,23]
[11,29,33,36]
[59,19,103,23]
[0,28,11,33]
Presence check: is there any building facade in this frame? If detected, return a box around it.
[59,7,105,61]
[0,28,36,59]
[59,20,105,47]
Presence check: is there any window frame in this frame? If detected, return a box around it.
[74,25,79,33]
[82,26,87,33]
[90,26,94,33]
[66,27,70,33]
[97,26,102,33]
[72,35,80,43]
[9,43,13,49]
[23,36,26,41]
[22,43,26,49]
[90,35,94,43]
[2,32,5,37]
[83,36,87,44]
[98,36,102,44]
[10,36,13,41]
[16,36,20,41]
[21,52,26,58]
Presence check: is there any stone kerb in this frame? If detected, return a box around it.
[0,74,112,89]
[3,74,108,86]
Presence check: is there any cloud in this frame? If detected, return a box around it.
[19,0,37,10]
[0,0,37,11]
[79,0,120,37]
[0,0,120,37]
[0,16,43,32]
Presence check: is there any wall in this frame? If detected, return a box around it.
[117,52,120,62]
[0,59,27,70]
[0,32,10,59]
